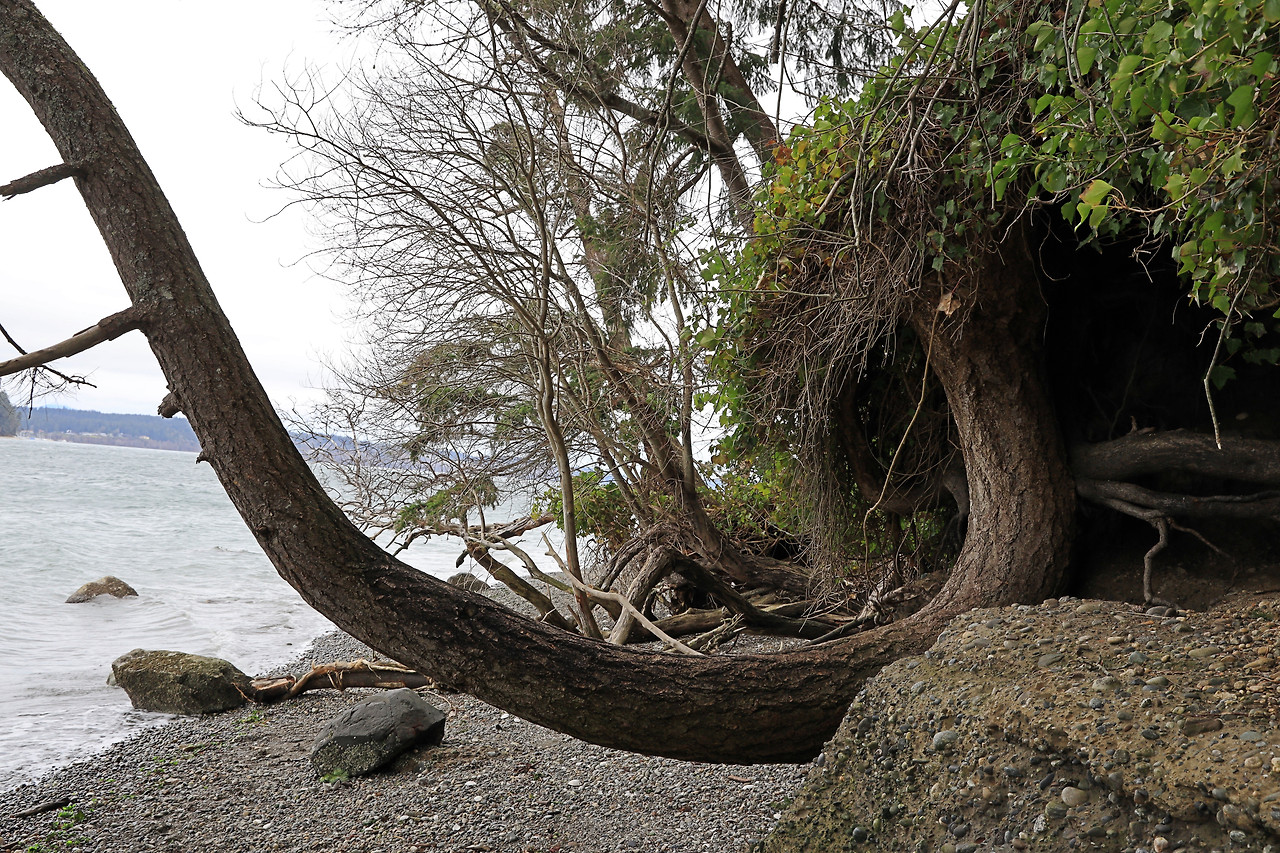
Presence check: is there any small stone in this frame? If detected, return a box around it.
[1045,801,1068,819]
[850,827,869,842]
[1152,837,1170,852]
[1076,602,1103,614]
[1229,829,1248,844]
[932,730,960,752]
[1189,646,1223,659]
[1147,606,1175,617]
[1141,728,1161,740]
[1092,676,1122,692]
[1129,652,1149,665]
[1038,653,1065,668]
[1062,786,1089,807]
[1107,636,1125,645]
[1145,676,1170,687]
[1181,717,1223,736]
[1239,731,1264,742]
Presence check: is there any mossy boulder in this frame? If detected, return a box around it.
[109,649,251,715]
[66,576,138,603]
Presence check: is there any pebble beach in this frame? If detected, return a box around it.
[1,594,810,853]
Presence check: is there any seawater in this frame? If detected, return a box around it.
[0,438,493,790]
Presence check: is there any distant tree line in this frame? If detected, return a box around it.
[14,405,199,450]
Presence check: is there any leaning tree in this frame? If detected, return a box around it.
[2,0,1278,765]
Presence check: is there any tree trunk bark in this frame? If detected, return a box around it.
[914,228,1076,615]
[0,0,1075,764]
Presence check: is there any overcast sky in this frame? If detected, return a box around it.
[1,1,355,415]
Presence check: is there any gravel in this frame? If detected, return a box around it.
[2,585,810,853]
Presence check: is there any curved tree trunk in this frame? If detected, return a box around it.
[914,230,1077,615]
[0,0,1074,764]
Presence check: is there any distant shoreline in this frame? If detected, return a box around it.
[11,432,199,453]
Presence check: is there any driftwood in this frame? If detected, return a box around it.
[246,660,436,703]
[10,796,71,819]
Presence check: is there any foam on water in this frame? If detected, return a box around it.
[0,437,518,790]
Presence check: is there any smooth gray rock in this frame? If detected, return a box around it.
[446,572,490,592]
[310,688,445,777]
[110,649,251,714]
[66,575,138,603]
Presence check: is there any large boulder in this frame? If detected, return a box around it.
[110,649,251,715]
[310,688,446,777]
[446,572,490,593]
[759,593,1280,853]
[66,576,138,603]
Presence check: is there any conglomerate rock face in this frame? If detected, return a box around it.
[760,594,1280,853]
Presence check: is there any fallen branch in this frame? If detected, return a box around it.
[676,560,837,640]
[0,161,83,198]
[247,660,436,703]
[0,307,142,377]
[463,543,577,631]
[561,571,705,656]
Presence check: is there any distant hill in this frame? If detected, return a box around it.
[15,406,200,452]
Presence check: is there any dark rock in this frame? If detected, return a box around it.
[446,572,491,593]
[310,688,445,777]
[66,575,138,603]
[110,649,251,714]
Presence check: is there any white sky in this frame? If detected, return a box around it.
[1,1,354,415]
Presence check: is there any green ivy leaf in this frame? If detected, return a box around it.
[1077,46,1099,74]
[1225,84,1257,126]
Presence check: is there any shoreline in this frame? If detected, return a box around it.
[2,595,811,852]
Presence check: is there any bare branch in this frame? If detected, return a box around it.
[0,160,83,198]
[0,307,142,377]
